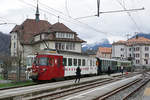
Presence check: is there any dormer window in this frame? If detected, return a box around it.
[56,32,74,39]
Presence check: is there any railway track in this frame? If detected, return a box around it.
[94,73,150,100]
[0,72,132,91]
[23,73,137,100]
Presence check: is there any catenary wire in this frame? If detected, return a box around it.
[19,0,109,35]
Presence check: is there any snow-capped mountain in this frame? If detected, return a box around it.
[82,39,112,52]
[131,33,150,39]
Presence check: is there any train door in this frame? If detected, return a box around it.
[48,56,55,79]
[96,58,102,75]
[53,56,64,78]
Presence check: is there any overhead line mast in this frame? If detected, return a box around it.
[97,0,100,17]
[96,0,144,16]
[76,0,144,19]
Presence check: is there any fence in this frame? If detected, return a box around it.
[1,66,27,81]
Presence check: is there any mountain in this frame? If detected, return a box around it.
[82,39,112,53]
[0,32,10,55]
[131,33,150,39]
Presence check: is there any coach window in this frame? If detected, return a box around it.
[90,60,92,66]
[63,58,67,66]
[78,59,81,66]
[68,58,72,66]
[39,57,48,66]
[74,59,77,66]
[82,59,85,66]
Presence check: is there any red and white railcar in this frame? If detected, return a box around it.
[30,51,97,81]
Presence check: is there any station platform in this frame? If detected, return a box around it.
[56,74,141,100]
[0,72,132,99]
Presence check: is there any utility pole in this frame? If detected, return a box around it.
[76,1,144,20]
[97,0,100,17]
[96,0,144,16]
[98,7,144,15]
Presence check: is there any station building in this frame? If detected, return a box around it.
[96,47,112,59]
[112,36,150,68]
[10,4,85,65]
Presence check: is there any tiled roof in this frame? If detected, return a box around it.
[112,40,126,45]
[10,25,20,33]
[127,37,150,45]
[113,37,150,46]
[10,19,85,44]
[48,22,75,33]
[10,19,51,44]
[98,47,112,53]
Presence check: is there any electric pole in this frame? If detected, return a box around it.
[96,0,144,16]
[97,0,100,17]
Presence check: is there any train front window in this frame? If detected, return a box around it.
[39,57,48,66]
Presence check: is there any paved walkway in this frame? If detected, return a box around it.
[143,82,150,100]
[142,72,150,100]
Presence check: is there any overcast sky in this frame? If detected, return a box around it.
[0,0,150,44]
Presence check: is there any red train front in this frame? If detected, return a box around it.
[31,53,64,81]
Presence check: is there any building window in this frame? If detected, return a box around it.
[145,47,149,51]
[145,59,148,64]
[14,42,16,48]
[55,42,75,51]
[136,47,139,51]
[62,43,65,50]
[145,53,149,58]
[14,35,16,39]
[129,48,131,51]
[136,60,140,64]
[120,48,124,51]
[129,54,131,57]
[56,32,74,39]
[133,53,135,58]
[136,53,139,58]
[66,43,75,50]
[55,43,59,49]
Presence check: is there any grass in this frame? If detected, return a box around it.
[0,80,35,88]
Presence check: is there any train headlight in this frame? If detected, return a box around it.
[43,68,47,71]
[36,66,39,68]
